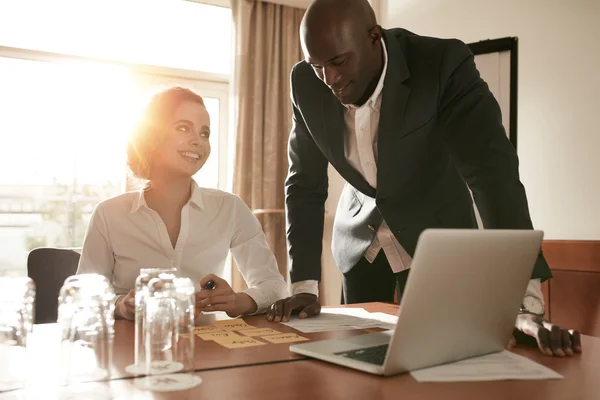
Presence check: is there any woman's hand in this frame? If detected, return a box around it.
[115,289,135,320]
[195,274,257,318]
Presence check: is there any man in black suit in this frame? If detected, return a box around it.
[266,0,581,356]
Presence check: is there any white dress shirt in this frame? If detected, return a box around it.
[77,181,288,313]
[292,40,544,306]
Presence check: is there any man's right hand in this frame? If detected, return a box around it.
[115,289,135,320]
[266,293,321,322]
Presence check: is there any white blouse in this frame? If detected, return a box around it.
[77,181,288,312]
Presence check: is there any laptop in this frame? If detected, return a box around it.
[289,229,543,376]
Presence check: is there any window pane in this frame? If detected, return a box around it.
[0,57,131,274]
[0,0,232,74]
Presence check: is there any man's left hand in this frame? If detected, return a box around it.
[509,313,582,356]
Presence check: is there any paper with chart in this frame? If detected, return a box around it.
[410,350,563,382]
[280,308,398,333]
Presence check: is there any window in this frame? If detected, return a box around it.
[0,1,231,276]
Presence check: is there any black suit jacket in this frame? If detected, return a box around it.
[285,28,551,283]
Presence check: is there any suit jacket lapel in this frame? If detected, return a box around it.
[377,29,412,199]
[321,94,376,196]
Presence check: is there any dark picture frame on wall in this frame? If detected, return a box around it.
[467,37,519,150]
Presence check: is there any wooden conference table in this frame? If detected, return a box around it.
[3,303,599,399]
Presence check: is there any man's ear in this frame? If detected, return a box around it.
[368,25,382,44]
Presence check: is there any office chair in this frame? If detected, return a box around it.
[27,247,80,324]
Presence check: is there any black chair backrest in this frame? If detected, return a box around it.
[27,248,80,324]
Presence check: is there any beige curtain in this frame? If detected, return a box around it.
[230,0,304,291]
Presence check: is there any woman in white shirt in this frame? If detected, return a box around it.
[77,86,288,320]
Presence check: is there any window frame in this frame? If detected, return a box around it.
[0,44,231,192]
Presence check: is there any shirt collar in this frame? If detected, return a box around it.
[129,180,204,214]
[130,185,148,214]
[188,180,204,209]
[343,39,389,112]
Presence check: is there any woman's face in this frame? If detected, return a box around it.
[152,101,211,179]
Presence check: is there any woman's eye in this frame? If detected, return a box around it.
[200,131,210,138]
[177,125,190,133]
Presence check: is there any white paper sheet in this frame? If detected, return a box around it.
[410,350,564,382]
[280,308,398,333]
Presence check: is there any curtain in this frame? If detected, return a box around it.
[230,0,304,291]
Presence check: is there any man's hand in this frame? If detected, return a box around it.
[115,289,135,320]
[195,274,257,318]
[509,313,582,356]
[266,293,321,322]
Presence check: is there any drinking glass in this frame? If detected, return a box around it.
[0,277,35,391]
[58,274,115,385]
[144,276,195,375]
[131,268,177,375]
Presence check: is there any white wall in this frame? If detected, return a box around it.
[381,0,600,240]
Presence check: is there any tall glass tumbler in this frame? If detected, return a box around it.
[144,276,195,376]
[0,277,35,391]
[58,274,115,385]
[131,268,177,375]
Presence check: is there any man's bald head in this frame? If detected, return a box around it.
[301,0,377,38]
[300,0,383,105]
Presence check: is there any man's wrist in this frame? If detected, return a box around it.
[291,280,319,296]
[520,295,545,317]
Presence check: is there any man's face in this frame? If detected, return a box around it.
[302,24,380,105]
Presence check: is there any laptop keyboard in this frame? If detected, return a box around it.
[334,344,389,365]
